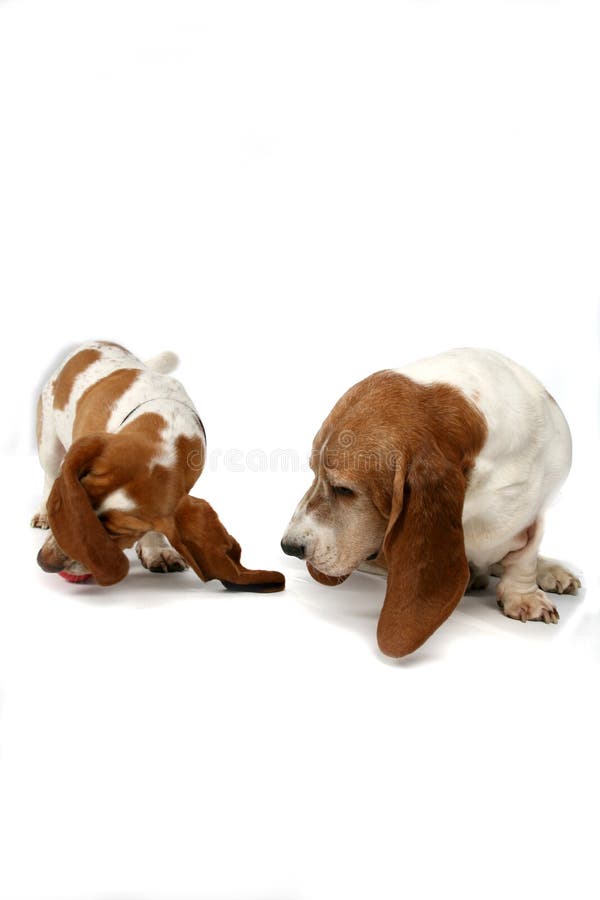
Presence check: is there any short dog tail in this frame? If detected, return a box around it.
[144,350,180,374]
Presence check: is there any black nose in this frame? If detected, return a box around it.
[281,540,306,560]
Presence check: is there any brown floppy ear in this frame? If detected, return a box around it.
[166,495,285,593]
[46,436,129,587]
[376,447,470,658]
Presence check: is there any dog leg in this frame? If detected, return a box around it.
[136,532,188,573]
[491,557,581,595]
[496,519,560,624]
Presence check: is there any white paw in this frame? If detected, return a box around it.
[537,564,581,595]
[136,545,188,573]
[497,586,559,624]
[31,512,49,529]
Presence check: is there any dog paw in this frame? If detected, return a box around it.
[497,587,559,624]
[136,546,188,573]
[30,512,49,529]
[537,563,581,595]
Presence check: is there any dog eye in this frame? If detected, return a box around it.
[332,485,354,496]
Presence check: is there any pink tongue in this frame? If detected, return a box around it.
[306,562,350,586]
[58,571,92,584]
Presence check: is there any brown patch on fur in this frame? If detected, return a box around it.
[126,431,204,517]
[53,349,102,410]
[177,434,206,493]
[310,370,488,656]
[117,413,183,518]
[72,369,141,440]
[79,415,206,531]
[82,413,166,512]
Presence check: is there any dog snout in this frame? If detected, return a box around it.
[281,539,306,560]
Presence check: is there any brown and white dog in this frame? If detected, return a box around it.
[281,348,580,657]
[33,341,285,592]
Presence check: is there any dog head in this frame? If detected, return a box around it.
[281,371,487,655]
[39,431,180,584]
[39,430,284,592]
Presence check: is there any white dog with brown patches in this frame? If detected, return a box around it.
[33,341,285,592]
[282,348,580,657]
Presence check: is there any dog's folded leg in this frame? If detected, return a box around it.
[496,520,560,623]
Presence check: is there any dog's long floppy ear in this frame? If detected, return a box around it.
[167,495,285,592]
[376,446,470,658]
[46,436,129,587]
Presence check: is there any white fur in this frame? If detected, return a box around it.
[284,505,341,574]
[96,488,136,515]
[144,350,179,374]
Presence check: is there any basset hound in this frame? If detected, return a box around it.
[33,341,285,592]
[281,348,580,657]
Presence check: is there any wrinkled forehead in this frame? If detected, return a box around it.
[310,372,400,466]
[310,427,352,471]
[310,428,387,487]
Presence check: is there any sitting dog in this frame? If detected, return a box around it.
[281,348,580,657]
[34,341,284,592]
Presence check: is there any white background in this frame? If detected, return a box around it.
[1,2,599,899]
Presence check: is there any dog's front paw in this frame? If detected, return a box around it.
[136,545,188,574]
[31,512,49,529]
[497,587,559,624]
[537,562,581,595]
